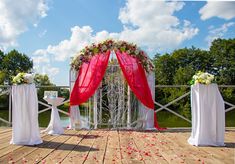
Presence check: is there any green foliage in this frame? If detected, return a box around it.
[174,66,194,85]
[210,38,235,84]
[34,73,53,86]
[0,49,33,84]
[154,53,176,84]
[0,71,6,84]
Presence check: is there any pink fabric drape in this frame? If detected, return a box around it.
[70,51,110,105]
[115,50,163,130]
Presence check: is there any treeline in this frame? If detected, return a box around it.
[153,38,235,125]
[154,38,235,85]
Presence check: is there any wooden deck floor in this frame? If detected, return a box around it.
[0,128,234,164]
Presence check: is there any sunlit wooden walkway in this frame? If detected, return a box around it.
[0,127,234,163]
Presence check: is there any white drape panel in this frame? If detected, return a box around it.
[69,105,90,129]
[93,91,98,129]
[138,71,155,129]
[11,84,42,145]
[188,83,225,146]
[69,105,81,130]
[42,97,64,135]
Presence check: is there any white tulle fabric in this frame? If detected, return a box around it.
[69,105,90,129]
[188,83,225,146]
[138,71,155,129]
[42,97,64,135]
[11,84,42,145]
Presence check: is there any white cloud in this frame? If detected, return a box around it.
[32,53,50,64]
[33,0,198,62]
[199,1,235,20]
[33,26,119,61]
[118,0,198,51]
[33,63,59,83]
[0,0,49,50]
[206,22,235,46]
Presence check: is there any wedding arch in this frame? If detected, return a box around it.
[69,40,162,130]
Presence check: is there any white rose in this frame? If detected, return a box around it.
[24,73,34,84]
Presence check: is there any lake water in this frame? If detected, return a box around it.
[60,115,89,128]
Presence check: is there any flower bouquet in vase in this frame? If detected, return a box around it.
[12,72,34,85]
[190,71,215,85]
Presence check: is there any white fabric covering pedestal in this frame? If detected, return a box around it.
[11,84,42,145]
[42,97,64,135]
[188,83,225,146]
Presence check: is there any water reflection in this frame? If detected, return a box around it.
[60,115,89,128]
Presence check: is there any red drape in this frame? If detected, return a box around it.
[115,50,163,130]
[70,51,110,105]
[115,50,154,109]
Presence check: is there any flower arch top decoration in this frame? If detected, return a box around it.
[70,39,154,73]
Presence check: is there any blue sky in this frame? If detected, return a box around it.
[1,0,235,86]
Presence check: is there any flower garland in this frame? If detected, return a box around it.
[190,71,215,85]
[12,73,34,85]
[70,39,154,72]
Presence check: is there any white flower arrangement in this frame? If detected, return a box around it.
[190,71,215,85]
[12,73,34,85]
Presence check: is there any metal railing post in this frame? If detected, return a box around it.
[8,86,12,126]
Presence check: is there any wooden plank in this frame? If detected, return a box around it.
[0,132,60,163]
[39,130,89,163]
[0,128,234,163]
[225,131,235,142]
[0,131,48,159]
[0,130,12,141]
[0,136,14,150]
[85,130,109,164]
[169,132,218,163]
[178,132,230,163]
[118,130,143,164]
[13,129,77,163]
[139,131,185,164]
[62,130,98,164]
[131,131,168,164]
[0,128,11,134]
[103,130,122,164]
[159,132,204,163]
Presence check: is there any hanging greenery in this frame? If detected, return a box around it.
[70,39,154,72]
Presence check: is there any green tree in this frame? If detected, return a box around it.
[0,50,4,70]
[210,38,235,84]
[1,49,33,83]
[34,73,53,86]
[154,53,176,85]
[172,47,212,73]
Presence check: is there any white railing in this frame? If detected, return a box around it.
[0,85,235,126]
[36,86,70,117]
[154,85,235,123]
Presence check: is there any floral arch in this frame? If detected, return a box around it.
[70,40,162,130]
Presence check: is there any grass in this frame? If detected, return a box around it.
[225,109,235,127]
[0,109,9,127]
[38,110,69,127]
[157,111,191,127]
